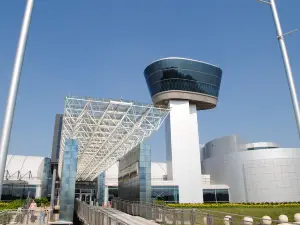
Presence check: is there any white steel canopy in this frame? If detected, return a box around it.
[58,96,170,181]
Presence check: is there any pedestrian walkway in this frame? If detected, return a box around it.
[75,200,159,225]
[100,207,159,225]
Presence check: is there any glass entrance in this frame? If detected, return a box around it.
[80,193,91,204]
[74,187,96,204]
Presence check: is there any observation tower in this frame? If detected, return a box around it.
[144,57,223,203]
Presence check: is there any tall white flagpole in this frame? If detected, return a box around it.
[0,0,34,199]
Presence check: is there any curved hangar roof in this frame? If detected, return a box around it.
[58,96,170,181]
[5,155,45,182]
[144,57,223,110]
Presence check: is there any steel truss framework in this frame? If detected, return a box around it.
[58,96,170,181]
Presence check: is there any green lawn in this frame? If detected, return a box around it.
[163,207,300,225]
[199,207,300,222]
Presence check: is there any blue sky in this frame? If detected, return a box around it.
[0,1,300,161]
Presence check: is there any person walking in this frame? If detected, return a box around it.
[39,204,45,224]
[29,200,37,217]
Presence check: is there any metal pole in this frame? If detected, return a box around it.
[0,0,34,199]
[269,0,300,137]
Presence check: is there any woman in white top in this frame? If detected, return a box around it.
[29,200,37,216]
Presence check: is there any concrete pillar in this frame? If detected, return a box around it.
[59,139,78,222]
[35,185,42,198]
[50,168,56,208]
[166,100,203,203]
[104,186,109,206]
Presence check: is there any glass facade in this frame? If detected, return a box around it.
[139,144,152,203]
[41,158,51,197]
[59,139,78,222]
[152,186,179,203]
[247,147,278,150]
[97,173,105,206]
[108,186,118,201]
[144,58,222,98]
[203,189,229,203]
[105,186,229,204]
[118,144,152,203]
[108,185,179,203]
[2,184,36,200]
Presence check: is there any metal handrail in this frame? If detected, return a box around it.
[0,208,52,225]
[111,198,294,225]
[75,199,130,225]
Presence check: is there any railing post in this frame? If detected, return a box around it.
[173,209,177,225]
[26,210,29,224]
[152,205,155,221]
[162,206,166,225]
[95,211,98,225]
[209,213,214,225]
[132,203,135,216]
[190,209,196,225]
[181,209,184,225]
[97,211,99,225]
[92,209,95,225]
[101,211,104,225]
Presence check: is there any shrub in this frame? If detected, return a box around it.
[167,202,300,209]
[0,202,9,207]
[0,200,25,211]
[9,199,25,209]
[34,197,49,207]
[153,200,166,206]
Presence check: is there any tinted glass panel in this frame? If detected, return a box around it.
[108,187,118,201]
[203,189,216,202]
[216,189,229,202]
[145,59,222,79]
[144,58,222,98]
[1,184,36,200]
[247,147,278,150]
[146,69,221,86]
[148,79,219,97]
[151,186,179,203]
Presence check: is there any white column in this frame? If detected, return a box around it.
[35,185,42,198]
[166,100,203,203]
[50,168,56,208]
[104,186,109,206]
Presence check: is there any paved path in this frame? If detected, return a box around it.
[75,207,159,225]
[8,207,158,225]
[98,207,159,225]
